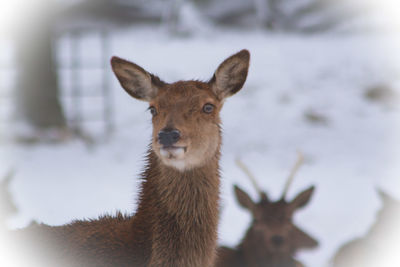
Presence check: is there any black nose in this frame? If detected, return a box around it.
[271,235,284,247]
[158,129,181,147]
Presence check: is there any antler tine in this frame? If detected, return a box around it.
[235,158,264,199]
[281,151,304,200]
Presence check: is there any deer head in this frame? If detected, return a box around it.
[233,156,318,264]
[111,50,250,171]
[332,190,400,267]
[234,185,318,256]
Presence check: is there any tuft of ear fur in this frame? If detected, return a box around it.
[210,49,250,100]
[110,56,166,102]
[234,185,255,211]
[290,186,315,211]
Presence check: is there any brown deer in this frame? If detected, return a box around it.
[8,50,250,267]
[332,189,400,267]
[216,155,318,267]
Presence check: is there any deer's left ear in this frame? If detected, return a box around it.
[290,186,315,211]
[209,49,250,100]
[234,185,255,211]
[2,169,14,186]
[110,56,165,102]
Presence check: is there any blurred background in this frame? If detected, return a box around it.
[0,0,400,266]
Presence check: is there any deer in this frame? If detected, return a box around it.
[332,189,400,267]
[216,154,318,267]
[0,170,18,230]
[7,49,250,267]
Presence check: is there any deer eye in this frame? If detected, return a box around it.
[203,103,214,114]
[148,106,157,116]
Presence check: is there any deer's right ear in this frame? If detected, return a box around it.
[377,188,392,203]
[210,49,250,100]
[111,56,165,102]
[291,226,319,249]
[234,185,255,211]
[290,186,315,211]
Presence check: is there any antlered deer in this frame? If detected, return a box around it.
[8,50,250,267]
[216,155,318,267]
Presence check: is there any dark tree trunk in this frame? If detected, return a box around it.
[15,0,66,129]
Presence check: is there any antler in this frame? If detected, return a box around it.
[235,158,266,200]
[281,151,304,200]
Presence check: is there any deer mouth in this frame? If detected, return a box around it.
[159,146,187,159]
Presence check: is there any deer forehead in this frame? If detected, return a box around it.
[152,81,219,109]
[256,205,292,222]
[254,221,293,233]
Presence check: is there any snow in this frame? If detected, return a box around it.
[1,27,400,267]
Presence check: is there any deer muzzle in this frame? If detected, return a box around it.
[158,129,181,147]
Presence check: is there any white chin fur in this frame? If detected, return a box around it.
[159,147,186,171]
[166,160,186,171]
[160,147,185,159]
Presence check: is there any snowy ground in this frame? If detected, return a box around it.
[1,27,400,266]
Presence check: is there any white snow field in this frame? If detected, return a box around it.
[1,28,400,266]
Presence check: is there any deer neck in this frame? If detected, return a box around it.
[241,242,295,267]
[240,230,295,267]
[134,147,221,266]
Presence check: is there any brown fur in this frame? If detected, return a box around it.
[216,185,318,267]
[8,50,250,267]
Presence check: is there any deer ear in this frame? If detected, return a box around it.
[111,56,165,102]
[234,185,255,211]
[290,186,315,211]
[2,169,15,186]
[210,49,250,100]
[291,226,319,249]
[377,188,392,203]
